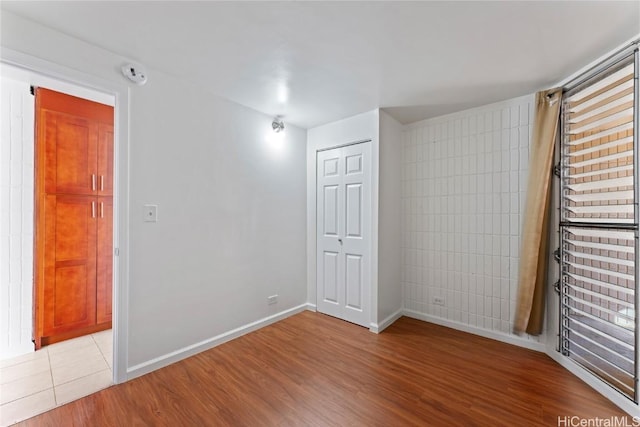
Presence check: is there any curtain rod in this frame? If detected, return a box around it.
[555,35,639,91]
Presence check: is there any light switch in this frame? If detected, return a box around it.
[143,204,158,222]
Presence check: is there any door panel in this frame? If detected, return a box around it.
[43,195,97,336]
[54,265,90,326]
[43,111,98,195]
[98,124,114,196]
[316,142,371,327]
[323,185,339,236]
[322,251,339,304]
[323,157,339,176]
[345,184,362,238]
[97,197,113,324]
[345,254,362,310]
[345,154,362,175]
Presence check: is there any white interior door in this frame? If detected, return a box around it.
[316,142,371,327]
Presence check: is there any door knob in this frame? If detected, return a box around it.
[338,238,343,244]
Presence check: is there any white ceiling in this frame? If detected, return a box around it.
[2,1,638,128]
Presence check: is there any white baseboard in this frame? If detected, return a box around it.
[126,303,309,381]
[547,350,640,417]
[403,309,546,353]
[305,303,317,311]
[370,309,403,333]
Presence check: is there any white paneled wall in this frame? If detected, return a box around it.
[401,94,544,346]
[0,77,35,359]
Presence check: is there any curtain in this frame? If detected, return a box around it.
[514,88,562,335]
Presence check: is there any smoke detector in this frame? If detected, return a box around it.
[121,63,148,85]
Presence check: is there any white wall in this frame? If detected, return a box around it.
[0,77,34,359]
[1,11,308,375]
[377,111,403,325]
[400,95,545,350]
[128,72,307,368]
[306,110,380,325]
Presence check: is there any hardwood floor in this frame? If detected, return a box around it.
[17,311,626,426]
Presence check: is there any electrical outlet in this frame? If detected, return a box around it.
[433,296,445,306]
[267,295,278,305]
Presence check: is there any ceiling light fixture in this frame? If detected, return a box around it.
[272,117,285,133]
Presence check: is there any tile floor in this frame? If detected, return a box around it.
[0,330,113,426]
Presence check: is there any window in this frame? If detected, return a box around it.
[559,50,638,401]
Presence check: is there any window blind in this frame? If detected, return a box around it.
[559,52,638,401]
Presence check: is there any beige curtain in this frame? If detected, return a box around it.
[514,88,562,335]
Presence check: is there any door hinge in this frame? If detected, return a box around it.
[114,248,120,256]
[30,86,35,96]
[553,162,561,178]
[553,248,561,263]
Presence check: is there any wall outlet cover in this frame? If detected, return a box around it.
[433,296,445,306]
[144,204,158,222]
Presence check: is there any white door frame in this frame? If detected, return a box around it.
[0,48,130,384]
[313,138,377,328]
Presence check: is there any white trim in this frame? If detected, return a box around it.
[547,351,640,417]
[1,63,114,107]
[316,138,371,152]
[0,47,131,385]
[403,309,546,353]
[126,303,309,381]
[369,309,403,334]
[305,303,317,311]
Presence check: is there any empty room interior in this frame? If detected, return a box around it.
[1,1,640,425]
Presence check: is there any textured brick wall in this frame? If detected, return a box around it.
[401,94,544,344]
[0,78,35,359]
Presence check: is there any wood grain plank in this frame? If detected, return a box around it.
[18,312,627,426]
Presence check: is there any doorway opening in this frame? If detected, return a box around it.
[33,87,114,349]
[0,59,123,424]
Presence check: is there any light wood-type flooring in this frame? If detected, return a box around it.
[16,311,627,426]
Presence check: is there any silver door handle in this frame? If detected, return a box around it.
[100,202,104,218]
[92,174,96,191]
[91,201,96,218]
[100,175,104,191]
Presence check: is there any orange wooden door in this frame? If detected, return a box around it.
[98,123,113,196]
[96,197,113,324]
[35,88,114,347]
[42,195,97,337]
